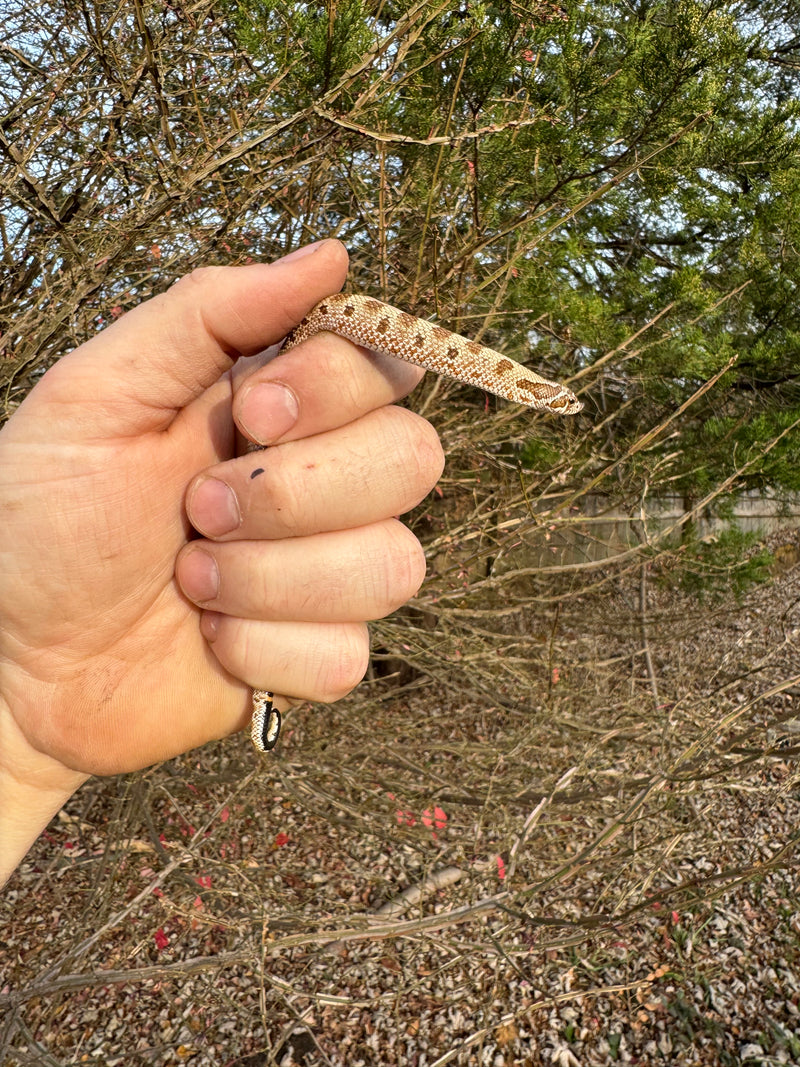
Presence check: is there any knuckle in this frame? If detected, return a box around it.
[314,624,370,702]
[250,452,308,537]
[378,521,427,609]
[173,264,227,293]
[306,335,369,408]
[385,409,445,500]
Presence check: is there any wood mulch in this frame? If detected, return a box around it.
[2,545,799,1066]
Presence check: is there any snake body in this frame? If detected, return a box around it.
[249,293,582,753]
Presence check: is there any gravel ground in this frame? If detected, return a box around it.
[2,545,799,1066]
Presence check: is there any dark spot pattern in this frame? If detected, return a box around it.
[281,294,580,415]
[518,380,560,399]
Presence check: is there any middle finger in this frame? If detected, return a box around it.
[186,404,443,542]
[177,518,425,622]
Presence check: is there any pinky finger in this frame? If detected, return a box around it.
[201,614,371,706]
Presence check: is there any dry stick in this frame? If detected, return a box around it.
[314,867,467,952]
[373,866,464,918]
[505,767,579,883]
[545,600,562,699]
[345,0,457,116]
[10,804,798,1013]
[639,558,660,710]
[26,769,261,989]
[312,106,560,149]
[259,774,681,959]
[410,43,472,308]
[0,131,82,260]
[340,113,711,309]
[377,140,387,293]
[5,1015,63,1067]
[656,413,800,547]
[0,952,401,1012]
[574,279,752,386]
[423,379,793,590]
[8,828,794,1017]
[670,672,800,779]
[419,335,739,574]
[417,354,751,596]
[569,353,740,511]
[422,354,738,593]
[9,780,793,1019]
[3,0,442,381]
[417,422,794,601]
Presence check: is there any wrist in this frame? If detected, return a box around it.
[0,696,89,888]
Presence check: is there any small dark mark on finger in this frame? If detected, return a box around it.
[250,467,265,479]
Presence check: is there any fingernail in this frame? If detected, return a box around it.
[280,240,324,263]
[189,477,241,537]
[180,548,220,603]
[240,381,299,445]
[201,611,220,643]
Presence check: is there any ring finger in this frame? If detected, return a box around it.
[176,518,425,621]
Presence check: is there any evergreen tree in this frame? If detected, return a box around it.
[2,0,799,557]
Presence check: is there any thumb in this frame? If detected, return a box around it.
[18,240,349,442]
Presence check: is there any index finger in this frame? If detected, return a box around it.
[232,330,425,448]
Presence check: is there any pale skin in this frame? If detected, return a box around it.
[0,239,444,886]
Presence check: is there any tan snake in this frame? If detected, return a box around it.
[248,293,583,752]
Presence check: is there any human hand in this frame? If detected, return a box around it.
[0,240,443,877]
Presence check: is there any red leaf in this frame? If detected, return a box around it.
[422,807,447,830]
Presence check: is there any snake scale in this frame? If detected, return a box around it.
[248,293,583,753]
